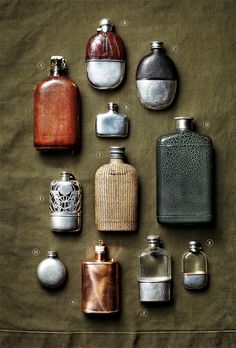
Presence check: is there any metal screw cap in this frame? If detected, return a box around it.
[99,18,112,26]
[151,41,164,49]
[51,55,65,61]
[108,102,118,111]
[60,171,71,181]
[175,117,193,131]
[109,146,125,158]
[147,235,160,242]
[95,240,106,254]
[50,56,67,69]
[47,251,57,258]
[189,240,202,251]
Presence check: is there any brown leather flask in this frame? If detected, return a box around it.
[34,56,80,151]
[81,241,119,314]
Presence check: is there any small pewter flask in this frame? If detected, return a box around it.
[49,171,82,232]
[137,235,172,302]
[37,251,67,288]
[96,102,128,137]
[182,241,208,290]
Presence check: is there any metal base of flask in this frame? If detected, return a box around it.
[51,214,81,232]
[139,281,171,302]
[182,273,208,290]
[86,60,125,89]
[136,79,177,110]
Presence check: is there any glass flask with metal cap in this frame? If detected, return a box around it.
[81,240,119,314]
[182,241,208,290]
[37,251,67,288]
[49,171,82,232]
[34,56,80,151]
[137,236,171,302]
[85,18,126,89]
[157,117,213,224]
[136,41,177,110]
[95,146,138,231]
[96,102,128,137]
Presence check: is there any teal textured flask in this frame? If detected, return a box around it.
[156,117,213,224]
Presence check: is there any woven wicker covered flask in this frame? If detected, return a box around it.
[81,240,119,314]
[95,146,138,231]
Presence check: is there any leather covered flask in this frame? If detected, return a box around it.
[156,117,213,224]
[85,18,126,89]
[34,56,80,151]
[136,41,177,110]
[81,240,119,314]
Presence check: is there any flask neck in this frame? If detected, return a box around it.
[94,240,107,262]
[110,158,124,164]
[148,242,160,249]
[50,64,65,76]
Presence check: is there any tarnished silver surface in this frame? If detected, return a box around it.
[86,61,125,89]
[96,102,128,137]
[136,79,177,110]
[37,251,67,288]
[183,273,208,289]
[139,281,171,302]
[50,171,82,232]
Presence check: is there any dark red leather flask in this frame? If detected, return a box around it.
[85,18,126,89]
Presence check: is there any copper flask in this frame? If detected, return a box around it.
[81,240,119,314]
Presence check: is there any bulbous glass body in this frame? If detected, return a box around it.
[137,236,171,302]
[182,241,208,290]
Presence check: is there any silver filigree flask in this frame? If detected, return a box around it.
[49,171,82,232]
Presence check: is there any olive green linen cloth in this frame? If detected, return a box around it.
[0,0,236,347]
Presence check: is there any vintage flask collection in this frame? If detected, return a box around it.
[37,251,67,288]
[85,18,126,89]
[136,41,177,110]
[33,23,214,307]
[182,241,208,290]
[137,235,171,302]
[81,240,119,314]
[96,102,128,137]
[157,117,213,224]
[34,56,80,151]
[95,146,138,231]
[49,171,82,232]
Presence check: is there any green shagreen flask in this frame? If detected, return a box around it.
[157,117,213,224]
